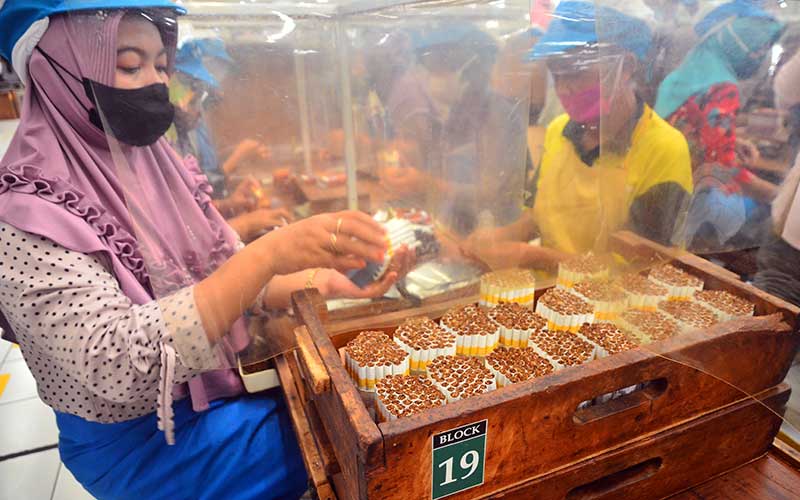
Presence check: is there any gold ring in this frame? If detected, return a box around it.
[330,233,340,254]
[336,217,343,237]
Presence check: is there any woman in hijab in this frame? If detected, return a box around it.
[0,3,395,498]
[654,1,784,250]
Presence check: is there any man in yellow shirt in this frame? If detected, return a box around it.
[467,1,693,268]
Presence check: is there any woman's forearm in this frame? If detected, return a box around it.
[263,271,311,310]
[193,234,277,343]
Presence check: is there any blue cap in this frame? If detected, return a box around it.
[0,0,186,63]
[175,38,231,88]
[694,0,775,37]
[528,1,652,61]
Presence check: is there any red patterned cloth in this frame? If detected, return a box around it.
[666,82,754,193]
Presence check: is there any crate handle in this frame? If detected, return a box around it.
[573,378,668,425]
[294,326,331,396]
[566,457,663,499]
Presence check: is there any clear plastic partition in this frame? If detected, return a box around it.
[55,0,800,445]
[593,0,800,447]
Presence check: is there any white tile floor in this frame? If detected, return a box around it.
[0,339,95,500]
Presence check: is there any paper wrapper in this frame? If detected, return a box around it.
[649,276,701,301]
[495,325,533,348]
[623,289,667,312]
[573,292,626,322]
[345,352,410,392]
[479,284,536,309]
[535,301,595,333]
[441,324,500,358]
[394,337,457,375]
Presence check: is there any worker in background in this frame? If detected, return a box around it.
[169,38,291,241]
[378,24,527,236]
[465,1,693,270]
[654,0,784,251]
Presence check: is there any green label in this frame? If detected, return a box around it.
[431,420,487,499]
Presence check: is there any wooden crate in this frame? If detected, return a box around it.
[281,234,799,499]
[491,384,789,499]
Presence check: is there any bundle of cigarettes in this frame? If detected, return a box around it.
[375,375,446,422]
[479,268,536,308]
[535,288,595,333]
[657,300,718,333]
[486,347,555,388]
[393,317,457,374]
[649,264,704,301]
[344,331,410,391]
[529,328,598,367]
[374,217,437,279]
[694,290,755,321]
[488,302,547,348]
[615,273,670,312]
[577,322,639,357]
[557,254,609,289]
[573,281,627,321]
[440,304,500,357]
[426,355,497,402]
[616,310,679,344]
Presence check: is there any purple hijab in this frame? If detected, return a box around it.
[0,12,249,434]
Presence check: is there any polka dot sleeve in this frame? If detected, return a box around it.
[0,222,215,410]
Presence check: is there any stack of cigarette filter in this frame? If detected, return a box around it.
[486,347,555,388]
[648,264,704,301]
[556,254,609,289]
[535,288,595,332]
[657,300,719,333]
[529,328,598,367]
[440,304,500,357]
[616,310,679,344]
[375,375,446,422]
[694,290,754,321]
[479,268,536,308]
[393,317,457,374]
[343,331,410,391]
[577,322,639,357]
[426,355,496,403]
[615,273,670,312]
[572,281,627,321]
[488,302,547,348]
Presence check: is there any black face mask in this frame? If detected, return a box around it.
[37,47,175,147]
[84,81,175,146]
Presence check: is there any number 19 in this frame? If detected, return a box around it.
[438,450,480,486]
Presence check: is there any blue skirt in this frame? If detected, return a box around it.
[56,389,308,500]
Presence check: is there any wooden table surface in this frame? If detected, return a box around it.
[670,448,800,500]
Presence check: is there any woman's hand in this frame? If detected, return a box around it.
[229,208,292,242]
[736,137,761,168]
[227,177,259,213]
[316,269,398,299]
[223,139,271,175]
[257,211,388,276]
[234,139,271,162]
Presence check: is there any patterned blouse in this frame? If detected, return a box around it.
[666,82,755,193]
[0,221,251,430]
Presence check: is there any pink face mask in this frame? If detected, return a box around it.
[557,84,611,124]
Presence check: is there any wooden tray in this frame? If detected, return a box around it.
[281,233,800,499]
[279,352,794,499]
